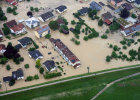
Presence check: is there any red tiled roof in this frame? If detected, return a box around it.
[12,1,17,6]
[6,0,17,6]
[104,19,112,25]
[10,23,25,32]
[0,44,5,51]
[50,38,80,65]
[6,20,17,28]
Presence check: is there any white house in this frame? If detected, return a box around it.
[25,17,40,29]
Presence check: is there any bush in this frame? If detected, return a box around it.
[98,19,103,26]
[31,38,39,49]
[7,7,13,13]
[35,64,40,69]
[120,40,126,45]
[9,80,15,86]
[137,39,140,42]
[71,20,76,25]
[109,44,113,48]
[105,29,110,34]
[34,74,39,80]
[26,76,33,81]
[83,36,88,41]
[24,64,29,69]
[13,11,18,15]
[6,65,11,70]
[49,21,59,30]
[58,66,63,72]
[113,45,119,51]
[44,72,62,79]
[19,57,24,62]
[122,45,127,49]
[0,57,8,64]
[30,7,34,11]
[55,62,59,65]
[106,56,111,62]
[111,51,118,59]
[39,67,44,74]
[34,7,39,12]
[131,13,137,18]
[45,34,51,39]
[101,34,108,39]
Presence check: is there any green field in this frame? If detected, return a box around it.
[96,75,140,100]
[0,67,140,100]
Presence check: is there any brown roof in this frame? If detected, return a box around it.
[56,18,65,25]
[102,12,113,20]
[6,20,17,28]
[50,38,80,65]
[10,23,25,32]
[0,44,6,51]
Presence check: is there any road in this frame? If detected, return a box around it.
[91,72,140,100]
[0,65,140,97]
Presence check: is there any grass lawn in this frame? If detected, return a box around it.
[1,67,140,100]
[96,74,140,100]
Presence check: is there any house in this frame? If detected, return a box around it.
[43,60,57,72]
[28,50,43,60]
[121,22,140,36]
[90,1,102,11]
[50,38,81,68]
[5,0,17,6]
[25,17,40,29]
[3,68,24,82]
[10,23,26,35]
[134,0,140,8]
[125,17,137,25]
[126,0,135,3]
[38,12,54,22]
[108,0,123,8]
[3,76,13,83]
[0,30,3,38]
[78,7,89,16]
[55,5,67,14]
[104,19,112,25]
[14,44,22,51]
[56,18,65,26]
[18,37,32,48]
[116,18,130,29]
[6,20,17,28]
[12,68,24,80]
[102,12,113,21]
[0,44,6,54]
[121,3,133,11]
[34,25,50,38]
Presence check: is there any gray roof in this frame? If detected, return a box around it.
[78,7,89,15]
[90,1,102,11]
[135,0,140,4]
[29,50,43,60]
[25,17,39,25]
[43,60,56,71]
[18,37,32,46]
[12,69,24,80]
[36,25,50,34]
[102,12,113,20]
[114,0,123,3]
[40,12,54,21]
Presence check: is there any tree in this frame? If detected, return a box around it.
[9,80,15,86]
[120,8,130,19]
[109,20,120,32]
[71,20,76,25]
[49,21,59,30]
[131,13,137,18]
[106,56,111,62]
[34,74,39,80]
[2,24,11,35]
[105,29,110,34]
[138,52,140,60]
[83,36,88,41]
[7,7,13,13]
[24,64,29,69]
[0,57,8,64]
[45,34,51,39]
[36,59,41,68]
[101,34,108,39]
[30,7,34,11]
[26,76,33,81]
[129,49,137,58]
[111,51,118,59]
[6,65,11,70]
[39,67,44,74]
[98,19,103,26]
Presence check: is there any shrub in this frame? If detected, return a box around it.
[75,40,80,45]
[101,34,108,39]
[109,44,113,48]
[24,64,29,69]
[9,80,15,86]
[98,19,103,26]
[0,57,8,64]
[44,72,62,79]
[39,67,44,74]
[131,13,137,18]
[34,74,39,80]
[55,62,59,65]
[19,57,24,62]
[137,39,140,42]
[13,11,18,15]
[105,29,110,34]
[26,76,33,81]
[6,65,11,70]
[122,45,127,49]
[111,51,118,59]
[34,8,39,12]
[7,7,13,13]
[45,34,51,39]
[30,7,34,11]
[31,38,39,49]
[58,66,63,72]
[71,20,76,25]
[83,36,88,41]
[120,40,126,45]
[49,21,59,30]
[113,45,119,51]
[129,49,137,57]
[106,56,111,62]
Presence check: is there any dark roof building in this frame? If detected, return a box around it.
[101,12,113,21]
[6,20,17,28]
[14,44,22,51]
[135,0,140,4]
[18,37,32,48]
[121,3,133,11]
[55,5,67,14]
[43,60,56,72]
[12,68,24,80]
[78,7,89,16]
[38,12,54,22]
[90,1,102,11]
[3,76,13,82]
[28,50,43,60]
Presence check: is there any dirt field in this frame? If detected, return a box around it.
[0,0,140,92]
